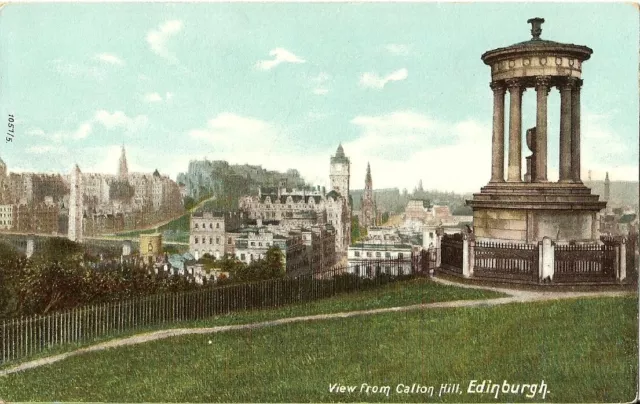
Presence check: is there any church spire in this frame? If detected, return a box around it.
[118,144,129,180]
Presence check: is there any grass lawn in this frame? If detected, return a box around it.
[0,295,635,403]
[111,213,190,242]
[0,278,505,369]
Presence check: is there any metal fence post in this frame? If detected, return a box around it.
[618,237,627,281]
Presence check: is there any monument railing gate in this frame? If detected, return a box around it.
[553,241,616,282]
[473,240,539,281]
[440,233,463,273]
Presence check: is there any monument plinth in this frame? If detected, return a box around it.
[467,18,606,243]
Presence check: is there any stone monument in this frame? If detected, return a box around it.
[467,18,606,243]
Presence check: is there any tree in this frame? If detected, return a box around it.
[265,246,285,278]
[351,216,361,244]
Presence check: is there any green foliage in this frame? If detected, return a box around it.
[183,196,196,211]
[381,212,390,224]
[351,216,360,244]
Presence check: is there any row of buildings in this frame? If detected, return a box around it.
[187,145,353,273]
[0,148,184,238]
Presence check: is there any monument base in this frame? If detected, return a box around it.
[466,182,606,243]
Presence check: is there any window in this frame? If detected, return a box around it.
[195,237,199,244]
[210,223,213,229]
[228,237,232,244]
[354,251,360,257]
[259,242,262,247]
[241,254,246,260]
[216,223,220,229]
[251,242,255,246]
[209,238,213,244]
[366,252,372,258]
[195,223,199,229]
[216,237,220,245]
[398,253,404,260]
[385,252,391,259]
[376,252,381,258]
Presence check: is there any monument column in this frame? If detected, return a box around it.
[490,81,506,182]
[506,79,524,182]
[559,80,573,182]
[534,76,551,182]
[570,78,583,182]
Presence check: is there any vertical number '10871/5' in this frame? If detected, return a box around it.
[6,114,14,142]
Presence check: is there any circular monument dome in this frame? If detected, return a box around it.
[481,18,593,85]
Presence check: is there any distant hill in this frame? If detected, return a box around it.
[177,160,308,208]
[583,180,639,209]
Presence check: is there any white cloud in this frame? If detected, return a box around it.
[311,72,330,95]
[143,92,174,103]
[49,59,105,81]
[144,93,163,103]
[384,44,413,56]
[26,145,68,155]
[138,74,150,81]
[147,20,183,62]
[94,53,124,66]
[255,48,306,71]
[344,111,491,192]
[94,110,149,133]
[26,128,45,137]
[359,68,408,89]
[190,113,281,149]
[581,111,637,181]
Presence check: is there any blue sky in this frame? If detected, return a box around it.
[0,2,637,192]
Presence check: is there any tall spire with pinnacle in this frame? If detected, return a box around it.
[118,144,129,180]
[604,171,610,202]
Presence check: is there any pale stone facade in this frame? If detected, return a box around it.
[189,211,244,259]
[347,243,413,276]
[0,205,13,230]
[234,229,306,272]
[68,164,83,242]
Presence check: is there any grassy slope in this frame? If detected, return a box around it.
[0,295,636,403]
[0,278,505,369]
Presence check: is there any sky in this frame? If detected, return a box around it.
[0,2,637,193]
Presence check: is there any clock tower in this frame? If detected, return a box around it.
[330,144,350,197]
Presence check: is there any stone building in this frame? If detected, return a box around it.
[239,145,351,255]
[347,243,413,276]
[299,224,336,272]
[360,163,377,227]
[189,211,245,259]
[234,228,306,273]
[404,199,452,223]
[0,205,14,230]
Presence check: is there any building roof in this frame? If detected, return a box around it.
[331,144,350,164]
[481,18,592,65]
[350,242,413,250]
